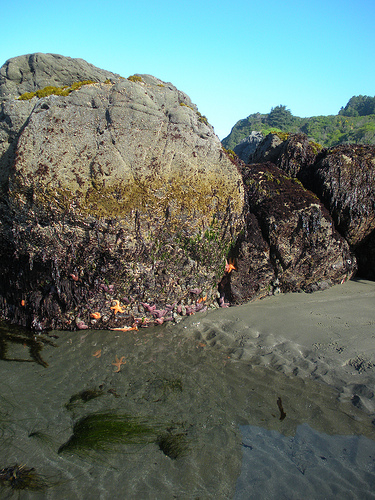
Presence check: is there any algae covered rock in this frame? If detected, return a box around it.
[250,132,321,177]
[0,57,244,330]
[300,144,375,248]
[298,143,375,280]
[225,163,356,302]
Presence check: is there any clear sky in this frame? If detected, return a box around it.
[1,0,374,139]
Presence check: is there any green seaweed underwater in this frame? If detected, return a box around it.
[58,410,160,457]
[58,409,189,460]
[0,463,50,492]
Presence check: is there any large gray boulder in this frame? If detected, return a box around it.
[0,57,244,330]
[0,53,121,198]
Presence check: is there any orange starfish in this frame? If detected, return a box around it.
[225,259,237,273]
[197,295,207,304]
[110,326,138,332]
[110,300,126,315]
[112,356,126,372]
[90,312,101,319]
[93,349,102,358]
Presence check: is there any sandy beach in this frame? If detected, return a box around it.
[183,278,375,416]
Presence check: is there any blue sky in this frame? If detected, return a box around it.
[1,0,374,139]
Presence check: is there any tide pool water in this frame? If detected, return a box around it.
[0,317,374,499]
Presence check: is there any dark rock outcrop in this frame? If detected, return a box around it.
[356,230,375,281]
[249,132,284,164]
[250,133,375,281]
[0,55,244,330]
[224,163,356,303]
[300,144,375,248]
[233,131,263,163]
[221,212,275,304]
[250,132,321,177]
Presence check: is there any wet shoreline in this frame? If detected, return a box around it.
[0,279,374,498]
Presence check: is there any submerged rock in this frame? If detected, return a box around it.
[0,54,244,330]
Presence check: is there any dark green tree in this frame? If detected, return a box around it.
[339,95,375,117]
[267,105,293,129]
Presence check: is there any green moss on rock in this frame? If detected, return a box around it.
[18,80,95,100]
[127,75,143,83]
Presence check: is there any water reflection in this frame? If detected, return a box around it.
[235,424,375,499]
[0,321,56,368]
[0,322,374,498]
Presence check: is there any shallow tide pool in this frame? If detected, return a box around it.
[0,318,374,499]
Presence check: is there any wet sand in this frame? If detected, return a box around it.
[0,278,374,498]
[184,278,375,416]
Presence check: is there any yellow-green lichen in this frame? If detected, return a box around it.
[179,103,208,126]
[127,75,143,83]
[17,81,95,100]
[309,140,323,154]
[222,147,238,163]
[196,111,208,125]
[271,130,290,142]
[28,173,242,226]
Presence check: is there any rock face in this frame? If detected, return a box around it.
[249,133,375,281]
[0,54,370,331]
[300,144,375,248]
[250,132,321,177]
[356,230,375,281]
[0,53,120,198]
[0,55,244,330]
[300,144,375,280]
[233,131,263,163]
[222,163,356,304]
[0,53,119,99]
[220,211,275,304]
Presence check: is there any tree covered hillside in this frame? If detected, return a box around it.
[222,96,375,151]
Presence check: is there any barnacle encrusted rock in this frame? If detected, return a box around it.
[250,133,375,281]
[224,162,356,303]
[299,144,375,248]
[0,54,244,330]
